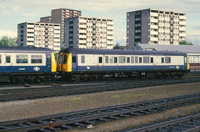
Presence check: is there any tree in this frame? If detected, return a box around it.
[0,36,18,47]
[114,43,120,49]
[179,40,193,45]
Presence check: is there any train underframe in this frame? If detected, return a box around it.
[63,70,188,82]
[0,73,56,84]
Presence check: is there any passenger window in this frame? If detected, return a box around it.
[143,57,149,63]
[119,56,125,63]
[31,55,42,63]
[131,56,134,63]
[127,57,130,63]
[151,57,154,63]
[99,57,102,63]
[139,57,142,63]
[72,56,76,63]
[161,57,164,63]
[16,55,28,63]
[105,56,109,63]
[63,55,68,64]
[81,55,85,63]
[114,57,118,63]
[135,56,138,63]
[165,57,171,63]
[109,56,113,63]
[6,55,10,63]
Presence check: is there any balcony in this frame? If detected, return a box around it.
[79,35,86,39]
[150,31,158,35]
[150,12,158,17]
[79,40,86,44]
[150,37,158,41]
[179,27,186,31]
[150,25,158,29]
[151,18,158,23]
[79,29,87,34]
[107,36,114,40]
[79,24,86,28]
[179,21,186,25]
[179,33,186,37]
[107,41,114,45]
[179,15,186,20]
[107,26,113,30]
[107,31,114,35]
[79,19,87,23]
[107,21,114,25]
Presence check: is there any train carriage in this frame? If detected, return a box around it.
[58,48,189,82]
[0,46,57,83]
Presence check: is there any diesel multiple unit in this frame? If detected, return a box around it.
[0,46,57,83]
[0,47,189,83]
[57,48,189,82]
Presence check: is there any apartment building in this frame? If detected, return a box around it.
[64,16,114,49]
[51,8,81,43]
[17,22,60,52]
[127,8,186,49]
[40,16,52,23]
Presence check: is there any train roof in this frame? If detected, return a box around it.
[0,46,53,53]
[60,48,187,56]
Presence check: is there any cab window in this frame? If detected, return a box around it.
[63,55,68,64]
[59,55,63,64]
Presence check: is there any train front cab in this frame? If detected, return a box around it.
[57,52,72,73]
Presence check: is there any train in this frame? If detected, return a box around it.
[0,46,189,83]
[0,46,57,83]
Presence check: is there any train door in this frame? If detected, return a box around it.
[72,55,78,72]
[97,55,104,71]
[62,53,68,72]
[57,53,63,71]
[62,53,72,72]
[4,54,12,72]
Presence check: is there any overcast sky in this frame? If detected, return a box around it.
[0,0,200,45]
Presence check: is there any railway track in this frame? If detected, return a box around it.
[0,92,200,132]
[127,113,200,132]
[1,78,200,102]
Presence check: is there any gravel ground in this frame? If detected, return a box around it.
[0,82,200,131]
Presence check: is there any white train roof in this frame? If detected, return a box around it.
[135,44,200,53]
